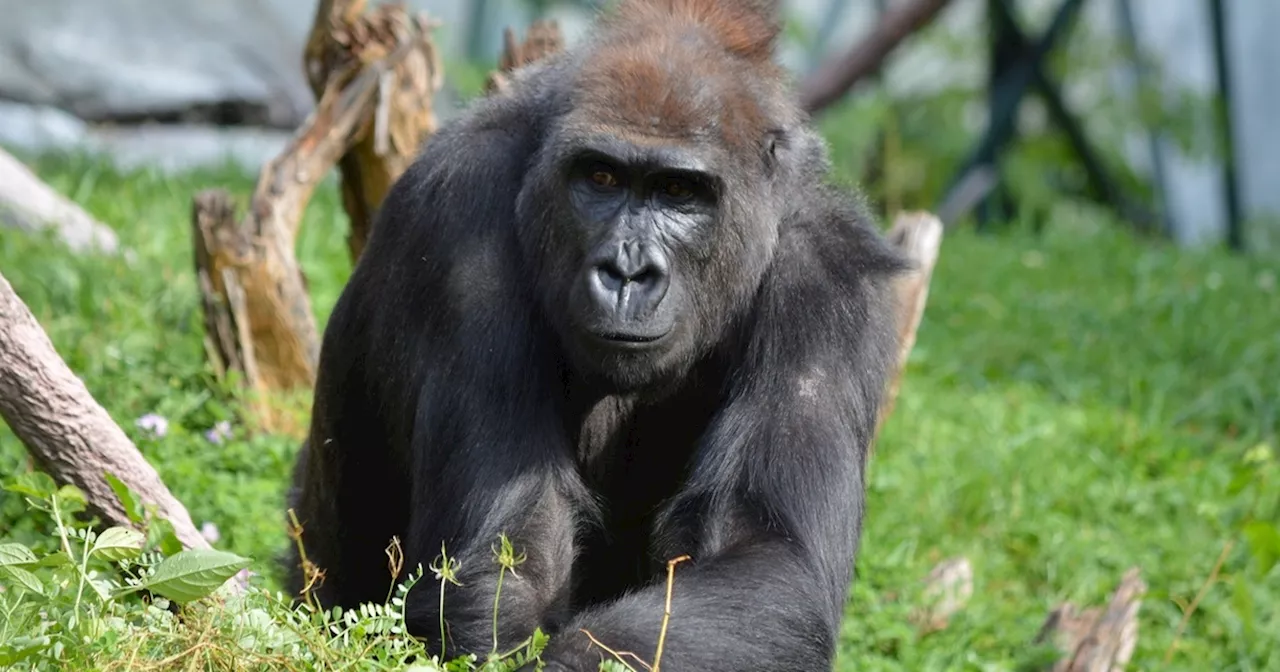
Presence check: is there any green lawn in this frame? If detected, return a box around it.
[0,152,1276,670]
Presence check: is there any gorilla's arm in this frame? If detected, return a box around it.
[401,307,584,655]
[290,78,587,655]
[541,218,905,671]
[377,110,591,653]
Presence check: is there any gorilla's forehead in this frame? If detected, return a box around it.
[570,33,772,151]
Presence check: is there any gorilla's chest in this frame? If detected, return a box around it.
[568,390,718,607]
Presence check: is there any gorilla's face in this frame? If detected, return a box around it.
[556,136,723,391]
[518,125,773,394]
[513,30,796,394]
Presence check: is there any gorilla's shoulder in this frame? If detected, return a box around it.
[779,187,912,287]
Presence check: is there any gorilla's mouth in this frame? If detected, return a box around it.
[599,330,665,345]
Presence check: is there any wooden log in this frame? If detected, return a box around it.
[877,210,944,441]
[0,148,120,255]
[193,9,440,398]
[1034,568,1146,672]
[0,271,208,551]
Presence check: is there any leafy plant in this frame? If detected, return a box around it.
[0,472,248,667]
[0,473,560,671]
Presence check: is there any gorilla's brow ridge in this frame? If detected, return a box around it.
[568,134,713,174]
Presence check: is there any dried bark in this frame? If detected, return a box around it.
[799,0,955,114]
[1035,568,1146,672]
[305,0,444,261]
[193,0,441,397]
[484,20,566,95]
[0,271,208,551]
[0,148,120,255]
[877,210,944,439]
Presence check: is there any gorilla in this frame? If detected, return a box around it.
[285,0,907,669]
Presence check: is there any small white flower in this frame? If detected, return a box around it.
[200,521,221,544]
[205,420,233,445]
[135,413,168,438]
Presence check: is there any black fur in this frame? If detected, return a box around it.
[285,3,908,669]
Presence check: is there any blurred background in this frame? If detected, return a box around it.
[1,0,1278,250]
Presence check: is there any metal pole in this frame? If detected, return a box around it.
[1208,0,1244,251]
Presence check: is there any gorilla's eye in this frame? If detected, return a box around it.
[659,177,695,202]
[590,168,619,189]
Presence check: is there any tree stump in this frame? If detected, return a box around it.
[306,0,444,261]
[192,190,315,397]
[1034,568,1146,671]
[876,211,944,442]
[484,20,566,95]
[192,0,442,410]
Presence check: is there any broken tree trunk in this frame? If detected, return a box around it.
[0,271,209,551]
[305,0,444,261]
[484,20,566,95]
[0,148,120,256]
[876,210,944,441]
[1034,568,1147,671]
[193,0,441,404]
[799,0,955,114]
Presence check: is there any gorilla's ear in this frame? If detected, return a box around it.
[614,0,782,62]
[764,128,786,168]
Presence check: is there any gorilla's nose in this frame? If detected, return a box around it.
[590,241,670,320]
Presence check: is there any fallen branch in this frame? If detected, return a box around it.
[876,210,944,440]
[0,270,208,551]
[0,148,120,255]
[799,0,955,114]
[1035,568,1146,671]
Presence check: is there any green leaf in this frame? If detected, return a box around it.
[0,566,44,595]
[36,552,71,568]
[104,473,146,525]
[146,518,184,557]
[0,542,37,567]
[91,526,145,562]
[0,636,51,666]
[1242,521,1280,576]
[3,472,56,499]
[55,484,87,515]
[136,549,250,603]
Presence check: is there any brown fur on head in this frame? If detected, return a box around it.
[569,0,792,152]
[606,0,782,63]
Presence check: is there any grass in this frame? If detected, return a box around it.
[0,150,1276,670]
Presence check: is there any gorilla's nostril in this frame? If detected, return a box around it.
[595,263,625,292]
[631,268,657,286]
